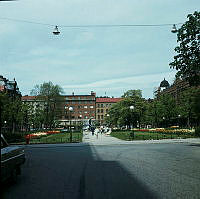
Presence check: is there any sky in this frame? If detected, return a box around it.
[0,0,199,99]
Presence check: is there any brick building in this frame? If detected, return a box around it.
[0,75,21,98]
[155,78,191,102]
[60,91,96,127]
[21,91,123,128]
[96,97,122,125]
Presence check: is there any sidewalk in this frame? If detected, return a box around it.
[82,131,200,146]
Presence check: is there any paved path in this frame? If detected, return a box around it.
[82,130,200,145]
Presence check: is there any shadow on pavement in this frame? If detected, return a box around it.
[1,144,157,199]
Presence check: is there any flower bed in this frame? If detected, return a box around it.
[25,130,60,139]
[134,128,195,135]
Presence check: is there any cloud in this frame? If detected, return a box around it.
[74,31,95,45]
[62,71,176,98]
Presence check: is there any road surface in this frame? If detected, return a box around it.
[1,133,200,199]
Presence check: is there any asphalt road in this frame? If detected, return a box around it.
[1,142,200,199]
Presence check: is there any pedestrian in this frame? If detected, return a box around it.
[91,126,95,135]
[101,127,104,134]
[95,128,99,138]
[99,126,102,134]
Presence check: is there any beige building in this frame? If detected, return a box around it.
[96,98,122,124]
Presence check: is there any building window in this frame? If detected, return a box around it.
[101,115,104,119]
[101,109,103,113]
[84,106,87,108]
[90,106,94,108]
[98,104,100,108]
[101,104,103,108]
[106,109,108,113]
[97,109,100,113]
[84,111,87,114]
[98,115,100,120]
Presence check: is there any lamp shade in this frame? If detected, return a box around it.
[53,26,60,35]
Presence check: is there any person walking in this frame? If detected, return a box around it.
[91,126,95,135]
[95,127,99,138]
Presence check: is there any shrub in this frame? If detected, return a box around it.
[3,132,26,143]
[194,127,200,137]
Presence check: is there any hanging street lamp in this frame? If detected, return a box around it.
[53,26,60,35]
[171,24,178,33]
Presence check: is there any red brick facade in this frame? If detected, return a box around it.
[63,92,96,120]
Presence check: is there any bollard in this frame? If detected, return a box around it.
[26,135,30,145]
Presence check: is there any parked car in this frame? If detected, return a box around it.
[1,134,25,183]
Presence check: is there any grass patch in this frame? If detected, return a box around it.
[8,131,83,144]
[110,131,195,141]
[30,132,83,144]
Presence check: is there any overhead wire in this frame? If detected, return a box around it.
[0,17,183,28]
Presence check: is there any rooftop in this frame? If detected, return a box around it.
[96,98,122,103]
[21,96,37,100]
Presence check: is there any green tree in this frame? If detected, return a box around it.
[178,87,200,127]
[141,99,162,128]
[106,90,147,128]
[158,94,178,127]
[0,93,10,133]
[0,93,29,133]
[30,81,64,129]
[146,95,178,128]
[122,89,142,98]
[170,11,200,86]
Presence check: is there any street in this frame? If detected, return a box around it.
[1,134,200,199]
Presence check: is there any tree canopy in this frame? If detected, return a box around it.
[30,81,63,97]
[170,11,200,86]
[121,89,142,98]
[30,81,64,129]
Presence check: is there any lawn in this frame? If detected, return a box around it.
[30,132,83,144]
[110,131,195,141]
